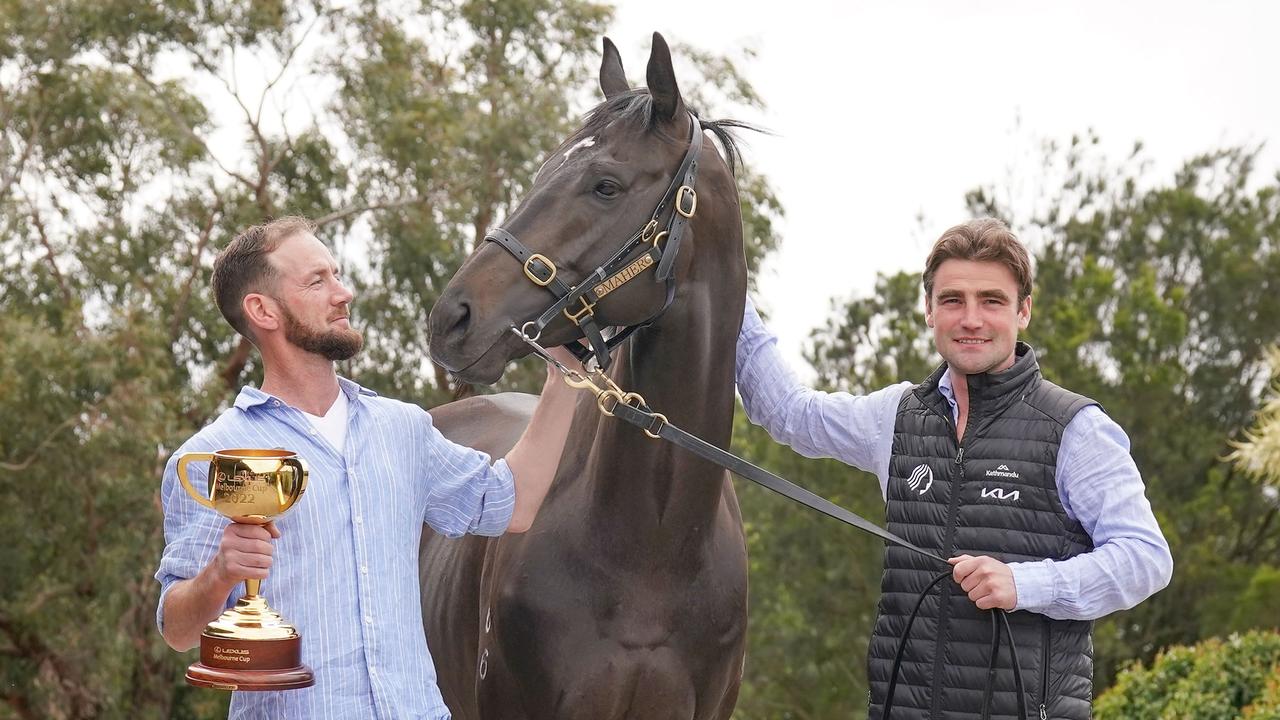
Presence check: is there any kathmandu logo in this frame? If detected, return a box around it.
[981,487,1021,502]
[985,463,1020,479]
[907,464,934,495]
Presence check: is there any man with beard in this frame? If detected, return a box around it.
[735,218,1171,719]
[155,217,579,719]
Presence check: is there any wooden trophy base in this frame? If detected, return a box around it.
[186,633,315,691]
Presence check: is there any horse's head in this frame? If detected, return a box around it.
[429,33,740,384]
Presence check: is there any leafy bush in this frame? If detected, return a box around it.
[1097,630,1280,720]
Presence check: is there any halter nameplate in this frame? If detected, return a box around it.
[592,254,655,299]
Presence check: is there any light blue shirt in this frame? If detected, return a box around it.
[736,298,1172,621]
[155,377,515,719]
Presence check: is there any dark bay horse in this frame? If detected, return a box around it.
[422,33,749,720]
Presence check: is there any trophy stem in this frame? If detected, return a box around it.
[245,578,262,598]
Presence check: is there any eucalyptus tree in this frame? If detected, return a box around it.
[733,138,1280,717]
[0,2,783,716]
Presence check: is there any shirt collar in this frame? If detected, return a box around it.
[938,367,957,408]
[232,376,378,411]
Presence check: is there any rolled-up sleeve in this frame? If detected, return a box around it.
[419,409,516,538]
[154,451,230,633]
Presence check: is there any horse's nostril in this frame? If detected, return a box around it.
[451,301,471,335]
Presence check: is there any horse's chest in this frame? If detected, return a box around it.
[500,555,741,643]
[480,548,746,720]
[485,534,746,664]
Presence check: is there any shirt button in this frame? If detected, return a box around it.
[364,615,373,624]
[369,666,377,675]
[360,565,368,574]
[354,516,363,525]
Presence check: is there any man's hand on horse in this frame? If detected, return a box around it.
[948,554,1017,611]
[545,342,587,375]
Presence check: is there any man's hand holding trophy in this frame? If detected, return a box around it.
[176,448,315,691]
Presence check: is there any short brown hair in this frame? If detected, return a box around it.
[922,218,1033,305]
[212,216,315,339]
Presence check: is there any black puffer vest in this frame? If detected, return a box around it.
[867,343,1097,720]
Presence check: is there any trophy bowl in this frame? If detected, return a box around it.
[176,448,314,691]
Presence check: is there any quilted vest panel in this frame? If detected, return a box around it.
[867,344,1096,720]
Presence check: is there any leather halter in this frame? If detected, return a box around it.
[485,114,704,370]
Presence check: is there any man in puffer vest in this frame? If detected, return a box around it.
[735,218,1172,720]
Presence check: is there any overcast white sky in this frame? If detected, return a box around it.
[608,1,1280,371]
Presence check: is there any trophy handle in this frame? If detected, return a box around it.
[176,452,217,509]
[285,457,309,500]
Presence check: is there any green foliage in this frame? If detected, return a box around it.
[736,137,1280,715]
[1,2,781,717]
[806,269,936,394]
[972,139,1280,683]
[0,314,187,719]
[1096,630,1280,720]
[731,412,885,719]
[1244,671,1280,720]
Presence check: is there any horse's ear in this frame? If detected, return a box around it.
[645,32,685,122]
[600,37,629,100]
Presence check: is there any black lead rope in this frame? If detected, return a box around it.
[609,399,1029,712]
[604,400,1029,720]
[885,571,953,718]
[607,400,946,563]
[522,327,1033,718]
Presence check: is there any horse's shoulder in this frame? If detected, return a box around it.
[430,391,538,459]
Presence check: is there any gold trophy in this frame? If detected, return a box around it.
[176,448,315,691]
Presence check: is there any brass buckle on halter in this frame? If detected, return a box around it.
[640,219,659,242]
[676,186,697,218]
[651,231,669,251]
[524,254,557,287]
[563,296,596,324]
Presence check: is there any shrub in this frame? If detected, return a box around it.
[1097,630,1280,720]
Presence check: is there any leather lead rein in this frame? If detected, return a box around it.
[516,335,1030,720]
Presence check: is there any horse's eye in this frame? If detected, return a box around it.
[594,179,621,199]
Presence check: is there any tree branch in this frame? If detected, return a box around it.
[256,9,326,125]
[221,336,254,389]
[0,409,82,471]
[2,690,37,720]
[0,617,88,718]
[23,585,75,616]
[169,187,225,342]
[27,200,73,308]
[1240,507,1277,564]
[189,47,275,212]
[125,62,256,189]
[313,197,419,227]
[0,112,43,202]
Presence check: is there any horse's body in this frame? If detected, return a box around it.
[420,35,749,720]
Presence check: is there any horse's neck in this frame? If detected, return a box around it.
[581,273,743,548]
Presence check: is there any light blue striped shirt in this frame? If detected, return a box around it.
[155,377,514,719]
[736,298,1172,620]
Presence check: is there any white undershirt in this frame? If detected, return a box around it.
[302,387,349,453]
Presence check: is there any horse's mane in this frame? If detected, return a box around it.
[580,89,758,177]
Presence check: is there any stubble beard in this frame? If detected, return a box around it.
[944,344,1016,376]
